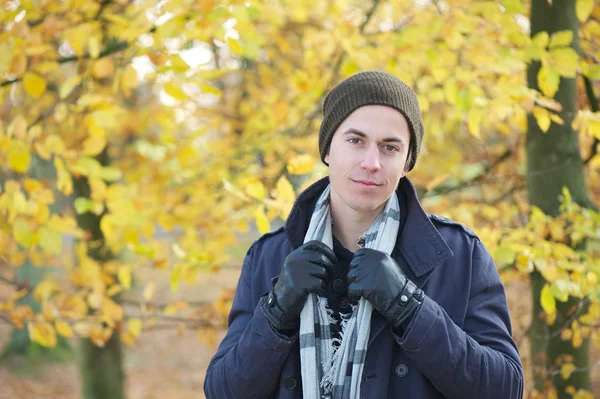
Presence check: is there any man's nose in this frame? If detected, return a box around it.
[360,145,381,172]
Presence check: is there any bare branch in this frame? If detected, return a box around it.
[360,0,381,34]
[582,75,599,165]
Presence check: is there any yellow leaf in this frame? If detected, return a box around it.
[118,266,132,289]
[28,322,57,348]
[177,146,196,167]
[73,321,94,337]
[106,284,123,297]
[164,82,187,100]
[287,154,315,175]
[10,51,27,77]
[243,178,266,200]
[88,36,101,58]
[143,282,156,301]
[467,108,483,138]
[34,279,58,302]
[22,72,47,98]
[55,320,74,337]
[82,136,107,156]
[13,218,33,248]
[8,140,31,173]
[443,78,458,105]
[100,166,123,182]
[532,31,549,48]
[576,0,595,22]
[128,318,143,338]
[60,74,82,99]
[120,65,138,97]
[92,58,115,79]
[102,298,123,324]
[38,225,62,256]
[549,30,574,48]
[541,284,556,315]
[561,363,576,380]
[8,114,27,139]
[227,37,244,55]
[538,67,560,98]
[54,157,73,196]
[121,331,135,347]
[549,48,579,78]
[571,329,583,348]
[533,106,551,132]
[254,205,270,234]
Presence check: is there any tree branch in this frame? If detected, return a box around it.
[423,148,514,198]
[583,75,599,165]
[0,38,129,88]
[360,0,381,34]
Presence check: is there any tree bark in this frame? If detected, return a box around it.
[527,0,593,396]
[73,147,125,399]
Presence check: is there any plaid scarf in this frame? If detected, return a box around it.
[299,184,400,398]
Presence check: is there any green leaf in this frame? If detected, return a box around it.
[13,218,33,248]
[494,246,516,267]
[100,167,123,182]
[532,31,549,48]
[551,279,570,302]
[549,47,579,78]
[538,66,560,98]
[74,197,92,214]
[548,30,574,48]
[38,225,62,256]
[541,284,556,314]
[586,64,600,79]
[576,0,595,22]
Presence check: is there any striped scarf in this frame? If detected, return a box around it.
[299,184,400,398]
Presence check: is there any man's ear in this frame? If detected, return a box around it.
[325,153,330,164]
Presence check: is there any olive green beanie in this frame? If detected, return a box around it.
[318,71,424,171]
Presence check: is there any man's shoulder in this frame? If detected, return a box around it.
[246,226,289,255]
[427,214,479,241]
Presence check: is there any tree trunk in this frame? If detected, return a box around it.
[73,147,125,399]
[527,0,593,396]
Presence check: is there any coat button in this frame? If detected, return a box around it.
[267,291,276,307]
[395,363,408,378]
[283,376,297,390]
[339,297,349,308]
[333,279,344,290]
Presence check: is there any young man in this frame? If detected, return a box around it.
[204,71,524,398]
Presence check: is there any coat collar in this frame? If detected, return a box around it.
[284,176,454,284]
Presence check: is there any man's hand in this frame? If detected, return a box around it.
[347,248,424,330]
[261,240,337,333]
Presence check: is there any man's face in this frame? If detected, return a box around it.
[324,105,411,216]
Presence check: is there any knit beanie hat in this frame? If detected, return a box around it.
[318,71,424,171]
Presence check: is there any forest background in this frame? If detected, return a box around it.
[1,0,600,398]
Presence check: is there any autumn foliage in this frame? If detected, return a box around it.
[1,0,600,397]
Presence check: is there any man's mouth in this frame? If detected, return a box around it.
[352,179,381,188]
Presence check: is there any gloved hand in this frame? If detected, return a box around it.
[261,240,337,333]
[347,248,424,331]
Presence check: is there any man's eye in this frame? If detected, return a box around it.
[348,138,361,144]
[384,145,399,152]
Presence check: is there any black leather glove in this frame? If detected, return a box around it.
[260,240,337,333]
[347,248,424,331]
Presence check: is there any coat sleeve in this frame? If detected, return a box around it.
[394,239,524,399]
[204,244,297,399]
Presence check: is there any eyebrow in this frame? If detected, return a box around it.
[343,128,406,146]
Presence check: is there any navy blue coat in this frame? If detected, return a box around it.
[205,176,524,398]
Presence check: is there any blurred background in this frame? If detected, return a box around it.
[0,0,599,398]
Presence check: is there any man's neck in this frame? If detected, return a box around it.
[330,203,384,253]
